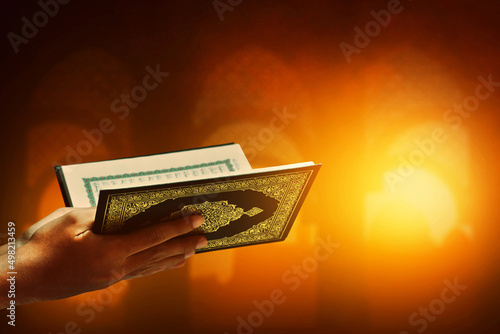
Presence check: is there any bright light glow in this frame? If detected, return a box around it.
[366,169,458,247]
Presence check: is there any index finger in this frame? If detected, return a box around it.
[117,215,204,255]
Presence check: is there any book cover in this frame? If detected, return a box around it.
[54,143,320,253]
[92,164,320,253]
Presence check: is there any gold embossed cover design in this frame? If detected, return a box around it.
[93,165,320,252]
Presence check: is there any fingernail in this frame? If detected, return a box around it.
[196,237,208,250]
[184,250,195,259]
[190,215,204,229]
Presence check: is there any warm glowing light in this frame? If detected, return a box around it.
[37,178,66,220]
[366,169,458,246]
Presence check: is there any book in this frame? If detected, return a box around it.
[54,143,320,253]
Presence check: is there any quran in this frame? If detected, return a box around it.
[54,143,320,253]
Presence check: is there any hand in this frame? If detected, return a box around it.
[0,207,207,309]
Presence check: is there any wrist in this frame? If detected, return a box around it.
[0,244,43,309]
[0,253,17,309]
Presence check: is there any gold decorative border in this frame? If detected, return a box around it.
[83,159,234,206]
[101,170,314,251]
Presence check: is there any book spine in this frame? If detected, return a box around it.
[54,166,73,207]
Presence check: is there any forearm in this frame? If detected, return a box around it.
[0,235,25,255]
[0,247,41,310]
[0,244,7,256]
[1,208,205,309]
[0,253,17,310]
[0,228,40,309]
[0,268,10,309]
[0,231,17,309]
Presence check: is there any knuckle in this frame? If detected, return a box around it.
[176,240,189,255]
[173,218,191,235]
[186,238,199,252]
[63,210,80,223]
[183,242,191,254]
[55,207,73,215]
[148,229,166,246]
[150,246,165,262]
[175,237,198,256]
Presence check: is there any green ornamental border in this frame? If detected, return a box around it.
[82,159,235,206]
